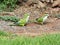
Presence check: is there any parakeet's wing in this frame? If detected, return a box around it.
[36,17,43,23]
[16,19,26,25]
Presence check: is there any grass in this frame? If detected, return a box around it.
[0,31,8,36]
[0,0,18,11]
[0,16,20,22]
[0,31,60,45]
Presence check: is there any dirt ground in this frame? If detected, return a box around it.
[0,5,60,36]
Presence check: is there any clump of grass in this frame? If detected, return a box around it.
[0,30,17,37]
[0,33,60,45]
[0,15,20,22]
[0,31,9,36]
[0,0,18,11]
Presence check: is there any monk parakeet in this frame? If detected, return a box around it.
[15,13,30,26]
[36,13,49,24]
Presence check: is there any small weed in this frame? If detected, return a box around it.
[0,16,20,22]
[0,31,9,36]
[0,0,18,11]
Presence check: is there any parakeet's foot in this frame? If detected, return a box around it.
[35,21,43,25]
[40,22,44,25]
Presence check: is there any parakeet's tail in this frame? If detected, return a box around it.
[9,23,16,26]
[9,22,20,26]
[14,22,20,26]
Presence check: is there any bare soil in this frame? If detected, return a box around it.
[0,5,60,36]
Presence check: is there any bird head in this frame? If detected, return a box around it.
[24,13,30,18]
[24,13,30,22]
[44,13,49,17]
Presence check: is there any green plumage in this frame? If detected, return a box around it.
[36,14,49,24]
[15,13,30,26]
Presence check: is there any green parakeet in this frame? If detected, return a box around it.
[36,13,49,24]
[15,13,30,26]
